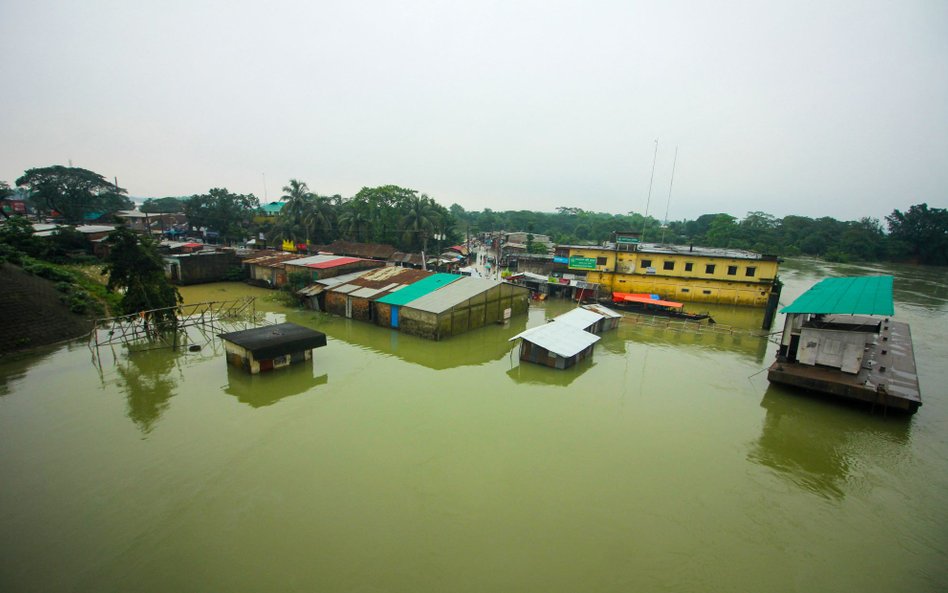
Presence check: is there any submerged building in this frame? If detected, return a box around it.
[219,322,327,374]
[508,304,620,369]
[563,232,781,316]
[767,275,921,413]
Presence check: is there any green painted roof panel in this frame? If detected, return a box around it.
[781,276,894,316]
[375,273,461,306]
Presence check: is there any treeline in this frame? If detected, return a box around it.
[449,204,948,265]
[4,165,945,265]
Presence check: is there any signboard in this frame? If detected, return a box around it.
[569,256,597,270]
[553,256,569,264]
[617,236,640,244]
[645,266,657,275]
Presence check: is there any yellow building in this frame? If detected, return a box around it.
[566,234,781,307]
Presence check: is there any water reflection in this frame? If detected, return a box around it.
[0,349,54,397]
[505,356,596,386]
[289,311,529,370]
[608,320,770,363]
[748,385,912,500]
[223,359,328,407]
[114,348,180,434]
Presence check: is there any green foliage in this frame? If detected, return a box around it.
[21,259,76,282]
[15,165,130,223]
[183,188,259,244]
[102,227,182,322]
[141,197,186,213]
[886,203,948,265]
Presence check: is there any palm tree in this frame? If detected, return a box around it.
[279,179,314,243]
[304,195,335,244]
[400,194,436,251]
[338,200,371,242]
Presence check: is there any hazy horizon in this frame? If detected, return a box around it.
[2,1,945,224]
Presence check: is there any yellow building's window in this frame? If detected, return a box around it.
[641,259,652,268]
[685,262,694,272]
[705,264,715,274]
[663,261,674,271]
[727,265,738,275]
[746,267,757,277]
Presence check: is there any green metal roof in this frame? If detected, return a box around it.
[375,273,461,306]
[259,202,285,214]
[781,276,894,316]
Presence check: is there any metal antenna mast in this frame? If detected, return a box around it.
[641,139,658,242]
[660,145,679,244]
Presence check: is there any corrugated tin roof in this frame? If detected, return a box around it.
[509,322,601,358]
[582,303,622,319]
[375,273,462,306]
[333,284,362,294]
[403,277,503,314]
[553,307,604,330]
[349,287,385,299]
[314,270,372,287]
[244,252,302,267]
[284,254,342,267]
[305,256,364,269]
[781,276,894,316]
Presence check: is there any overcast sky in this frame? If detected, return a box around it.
[2,0,946,222]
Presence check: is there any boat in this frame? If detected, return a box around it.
[609,292,713,322]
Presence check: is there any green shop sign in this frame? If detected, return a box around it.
[569,256,597,270]
[616,236,640,244]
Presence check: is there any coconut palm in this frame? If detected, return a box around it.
[400,194,436,251]
[304,194,336,244]
[278,179,314,243]
[337,200,372,242]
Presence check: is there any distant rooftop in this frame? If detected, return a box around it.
[562,241,777,261]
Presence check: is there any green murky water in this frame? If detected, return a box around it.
[1,259,946,592]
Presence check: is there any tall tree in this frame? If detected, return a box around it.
[400,194,436,251]
[16,165,130,223]
[0,181,13,219]
[141,197,186,213]
[886,203,948,265]
[102,227,182,322]
[183,188,259,244]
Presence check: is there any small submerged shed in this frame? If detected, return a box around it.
[219,322,327,374]
[509,322,601,369]
[581,303,622,331]
[768,276,921,412]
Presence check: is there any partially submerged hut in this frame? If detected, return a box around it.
[243,252,302,287]
[396,277,531,340]
[581,303,622,331]
[768,275,921,412]
[283,254,384,282]
[219,322,327,374]
[322,267,433,321]
[374,273,462,331]
[508,322,601,369]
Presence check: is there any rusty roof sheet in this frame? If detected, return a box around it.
[244,252,303,267]
[310,240,397,259]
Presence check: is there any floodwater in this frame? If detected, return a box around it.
[1,259,946,592]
